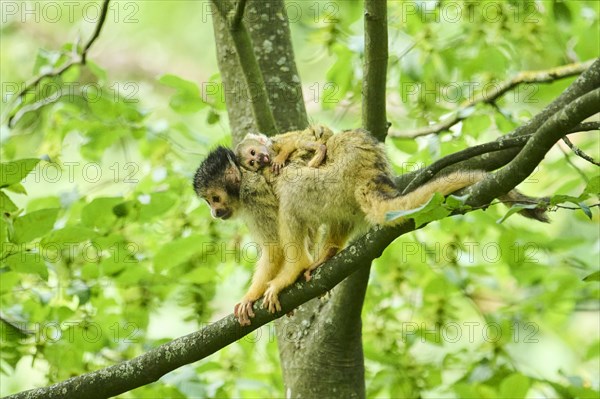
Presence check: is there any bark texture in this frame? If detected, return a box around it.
[211,1,367,396]
[211,0,307,144]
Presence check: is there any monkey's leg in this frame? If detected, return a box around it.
[304,221,351,281]
[235,244,283,325]
[303,141,327,168]
[262,219,313,313]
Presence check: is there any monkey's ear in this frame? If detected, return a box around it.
[225,154,242,186]
[245,133,271,146]
[234,142,243,156]
[256,133,271,146]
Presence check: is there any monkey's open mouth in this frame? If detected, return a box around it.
[258,154,270,167]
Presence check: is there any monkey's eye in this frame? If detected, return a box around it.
[249,160,255,166]
[250,150,256,156]
[212,196,220,203]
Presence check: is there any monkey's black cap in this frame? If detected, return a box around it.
[193,146,239,195]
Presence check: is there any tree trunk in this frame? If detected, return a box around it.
[211,0,308,144]
[210,1,367,396]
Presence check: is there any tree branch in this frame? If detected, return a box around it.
[467,88,600,205]
[389,60,595,139]
[231,0,247,29]
[10,180,533,399]
[562,135,600,167]
[362,0,389,141]
[10,92,599,399]
[210,0,278,135]
[401,134,533,194]
[395,59,600,188]
[5,0,111,127]
[400,121,599,194]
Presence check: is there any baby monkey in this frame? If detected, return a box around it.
[235,125,333,174]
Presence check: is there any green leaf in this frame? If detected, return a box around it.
[87,60,107,83]
[41,226,98,245]
[154,234,205,272]
[185,266,216,284]
[497,203,538,224]
[583,271,600,282]
[583,175,600,197]
[2,252,48,280]
[499,373,530,399]
[4,183,27,195]
[207,109,220,125]
[158,74,205,114]
[553,1,572,24]
[138,192,177,222]
[578,202,592,219]
[0,159,40,188]
[81,197,123,229]
[0,191,17,213]
[12,208,59,244]
[550,194,580,205]
[386,193,449,228]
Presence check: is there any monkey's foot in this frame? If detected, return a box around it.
[304,247,339,281]
[307,147,326,168]
[262,285,282,313]
[234,300,255,326]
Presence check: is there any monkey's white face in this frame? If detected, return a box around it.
[241,144,271,172]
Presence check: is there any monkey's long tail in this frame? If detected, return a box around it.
[360,170,550,225]
[359,170,487,226]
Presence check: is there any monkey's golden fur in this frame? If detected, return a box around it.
[194,128,485,325]
[235,125,333,175]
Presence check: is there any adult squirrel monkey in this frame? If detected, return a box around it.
[194,128,543,325]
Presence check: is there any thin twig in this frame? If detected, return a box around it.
[562,135,600,167]
[559,144,590,182]
[567,121,600,133]
[5,0,111,127]
[555,203,600,210]
[81,0,111,64]
[389,60,595,138]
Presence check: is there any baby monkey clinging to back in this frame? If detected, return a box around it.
[235,125,333,174]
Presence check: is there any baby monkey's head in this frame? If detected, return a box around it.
[235,133,273,172]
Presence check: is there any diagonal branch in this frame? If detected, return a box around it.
[562,134,600,167]
[5,0,111,127]
[400,122,599,194]
[210,0,278,135]
[9,93,598,399]
[389,60,595,139]
[467,88,600,205]
[231,0,247,29]
[396,59,600,189]
[7,183,527,399]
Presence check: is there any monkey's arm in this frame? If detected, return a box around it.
[271,139,298,174]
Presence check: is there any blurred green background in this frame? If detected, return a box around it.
[1,1,598,397]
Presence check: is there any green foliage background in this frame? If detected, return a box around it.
[1,1,598,398]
